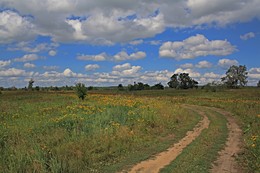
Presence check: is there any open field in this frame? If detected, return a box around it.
[0,88,259,172]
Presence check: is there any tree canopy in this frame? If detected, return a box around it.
[168,73,198,89]
[221,65,248,88]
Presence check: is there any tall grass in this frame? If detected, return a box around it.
[0,91,199,172]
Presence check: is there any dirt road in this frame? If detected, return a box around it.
[124,108,210,173]
[209,108,243,173]
[122,105,243,173]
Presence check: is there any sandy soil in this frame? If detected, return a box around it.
[121,106,243,173]
[209,107,244,173]
[123,108,210,173]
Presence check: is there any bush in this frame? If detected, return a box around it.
[75,83,87,100]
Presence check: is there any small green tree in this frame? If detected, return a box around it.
[257,80,260,88]
[28,78,34,91]
[118,84,124,91]
[75,83,87,100]
[221,65,248,88]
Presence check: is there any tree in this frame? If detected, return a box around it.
[35,86,40,91]
[257,80,260,87]
[28,78,34,91]
[118,84,124,91]
[168,73,198,89]
[151,83,164,90]
[75,83,87,100]
[168,74,179,89]
[221,65,248,88]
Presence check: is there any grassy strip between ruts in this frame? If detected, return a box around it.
[160,107,228,173]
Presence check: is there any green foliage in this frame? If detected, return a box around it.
[257,80,260,87]
[128,82,150,91]
[75,83,87,100]
[35,86,40,91]
[168,73,198,89]
[151,83,164,90]
[221,65,248,88]
[27,78,34,91]
[118,84,124,91]
[202,81,226,92]
[87,86,94,90]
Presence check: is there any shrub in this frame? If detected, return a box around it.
[75,83,87,100]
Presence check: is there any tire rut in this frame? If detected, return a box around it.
[209,107,244,173]
[122,107,210,173]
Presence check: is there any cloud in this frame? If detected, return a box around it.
[77,51,146,62]
[203,72,222,79]
[48,50,57,56]
[9,42,59,53]
[14,54,42,62]
[173,68,201,78]
[0,60,11,68]
[159,34,236,60]
[248,68,260,79]
[0,68,33,77]
[85,64,100,71]
[180,63,194,69]
[1,1,260,45]
[112,63,142,77]
[129,39,144,45]
[63,68,77,77]
[240,32,255,40]
[43,66,59,70]
[218,59,239,69]
[0,10,35,44]
[150,40,162,45]
[195,61,212,68]
[77,52,108,61]
[113,51,146,61]
[186,0,260,26]
[24,63,36,68]
[113,63,132,71]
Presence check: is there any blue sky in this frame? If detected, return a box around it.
[0,0,260,88]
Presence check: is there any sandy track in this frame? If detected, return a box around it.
[123,108,210,173]
[209,107,244,173]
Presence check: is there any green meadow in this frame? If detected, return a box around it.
[0,88,259,172]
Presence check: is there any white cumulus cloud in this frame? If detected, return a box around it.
[85,64,100,71]
[49,50,57,56]
[14,54,42,62]
[0,60,11,68]
[77,52,108,61]
[240,32,255,40]
[24,63,36,68]
[159,34,236,60]
[195,61,212,68]
[112,63,142,77]
[0,10,35,44]
[218,59,239,69]
[113,51,146,61]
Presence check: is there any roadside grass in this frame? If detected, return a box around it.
[119,88,259,172]
[0,91,200,172]
[160,107,228,173]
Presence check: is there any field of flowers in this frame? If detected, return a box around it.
[0,91,200,173]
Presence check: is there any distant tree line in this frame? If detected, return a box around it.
[0,65,259,94]
[118,82,164,91]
